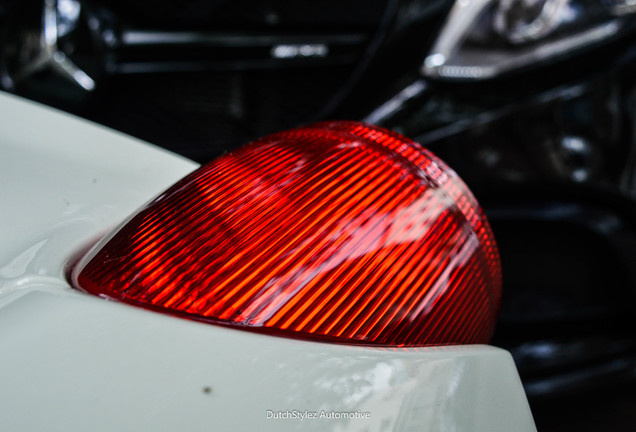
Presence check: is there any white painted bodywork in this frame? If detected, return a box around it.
[0,93,536,431]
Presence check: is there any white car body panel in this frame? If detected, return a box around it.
[0,93,536,431]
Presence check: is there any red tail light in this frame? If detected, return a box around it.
[71,121,501,346]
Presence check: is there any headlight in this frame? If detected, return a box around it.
[422,0,636,79]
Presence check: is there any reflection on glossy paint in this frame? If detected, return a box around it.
[270,347,497,431]
[0,240,48,279]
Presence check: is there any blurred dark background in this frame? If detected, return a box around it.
[1,0,635,430]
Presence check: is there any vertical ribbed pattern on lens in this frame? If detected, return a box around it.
[72,121,502,346]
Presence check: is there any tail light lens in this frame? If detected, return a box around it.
[71,121,501,346]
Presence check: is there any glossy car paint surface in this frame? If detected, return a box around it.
[0,93,536,431]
